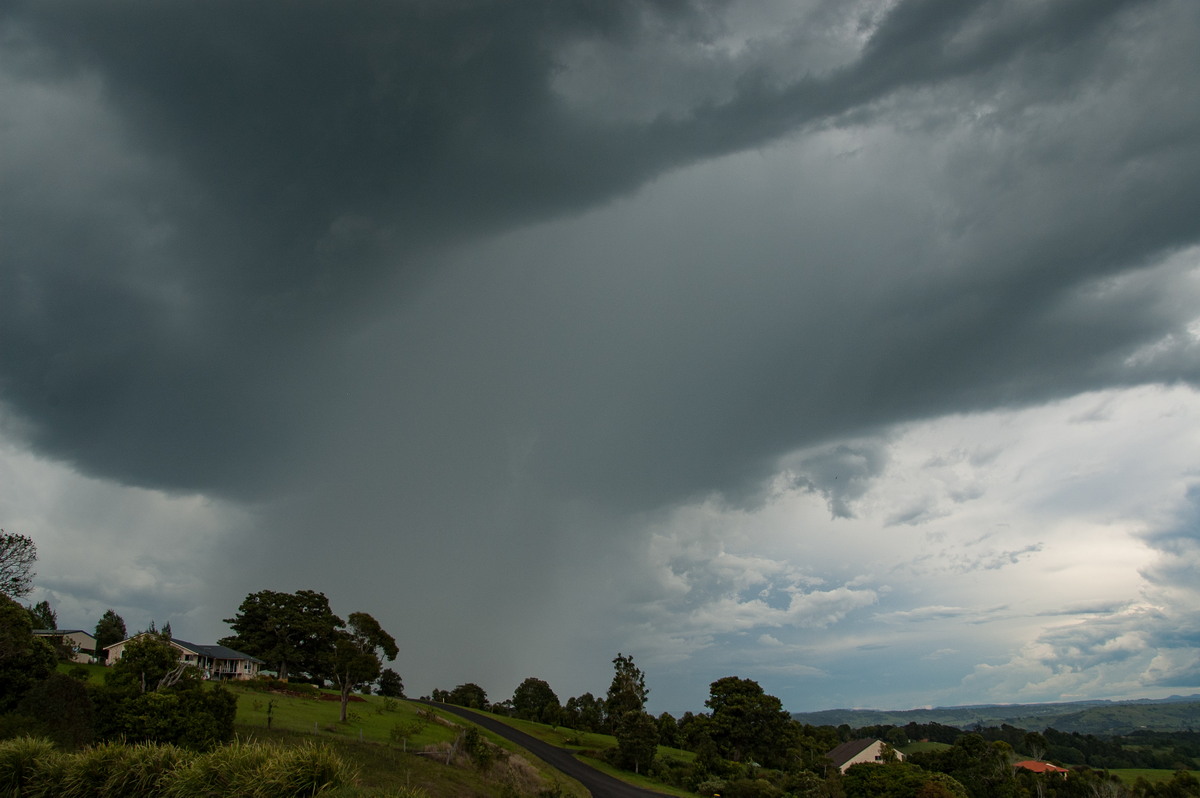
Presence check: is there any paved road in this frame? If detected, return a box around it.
[416,701,669,797]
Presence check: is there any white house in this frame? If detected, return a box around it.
[826,738,905,773]
[104,634,264,680]
[33,629,97,664]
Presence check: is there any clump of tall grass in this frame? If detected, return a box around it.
[97,742,191,797]
[0,736,354,798]
[56,739,137,796]
[0,736,57,796]
[164,739,275,797]
[253,742,357,797]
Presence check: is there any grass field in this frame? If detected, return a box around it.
[1108,768,1200,785]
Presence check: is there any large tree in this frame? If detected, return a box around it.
[0,529,37,599]
[704,676,796,768]
[512,677,561,724]
[329,611,398,722]
[94,609,127,663]
[221,589,343,681]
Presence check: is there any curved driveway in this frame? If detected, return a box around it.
[416,701,669,798]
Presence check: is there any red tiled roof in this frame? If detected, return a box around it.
[1015,760,1069,774]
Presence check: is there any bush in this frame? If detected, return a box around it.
[16,672,95,749]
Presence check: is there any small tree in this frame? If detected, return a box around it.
[107,631,195,694]
[27,599,57,630]
[0,530,37,599]
[330,612,398,722]
[377,668,405,698]
[605,652,648,730]
[94,609,127,663]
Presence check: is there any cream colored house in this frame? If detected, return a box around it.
[104,634,264,680]
[826,738,905,773]
[33,629,97,664]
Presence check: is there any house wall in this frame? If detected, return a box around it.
[104,636,261,680]
[34,631,97,664]
[839,741,906,773]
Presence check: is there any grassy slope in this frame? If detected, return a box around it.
[230,686,592,797]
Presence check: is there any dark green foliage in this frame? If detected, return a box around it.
[330,612,398,723]
[0,531,36,599]
[908,733,1024,798]
[221,589,343,682]
[705,676,796,768]
[605,653,648,729]
[462,725,495,771]
[376,668,404,698]
[444,683,489,709]
[511,677,560,724]
[657,711,679,748]
[106,631,193,693]
[614,710,659,774]
[0,594,58,711]
[562,692,604,732]
[27,599,56,630]
[15,672,95,749]
[94,609,127,663]
[93,682,237,750]
[843,761,968,798]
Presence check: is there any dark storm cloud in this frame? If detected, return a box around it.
[2,0,1199,515]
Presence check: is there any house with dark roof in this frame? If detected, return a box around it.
[826,738,905,773]
[33,629,97,663]
[104,634,264,680]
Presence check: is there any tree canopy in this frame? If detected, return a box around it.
[220,589,343,681]
[606,652,648,729]
[27,599,56,630]
[0,593,57,711]
[94,609,127,662]
[512,677,560,724]
[705,675,796,767]
[329,611,398,722]
[0,530,36,599]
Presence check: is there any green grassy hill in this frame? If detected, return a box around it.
[226,684,591,797]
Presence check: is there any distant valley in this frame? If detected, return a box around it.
[792,695,1200,735]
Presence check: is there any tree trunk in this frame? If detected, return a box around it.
[340,680,351,722]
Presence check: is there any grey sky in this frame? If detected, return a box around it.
[3,0,1199,712]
